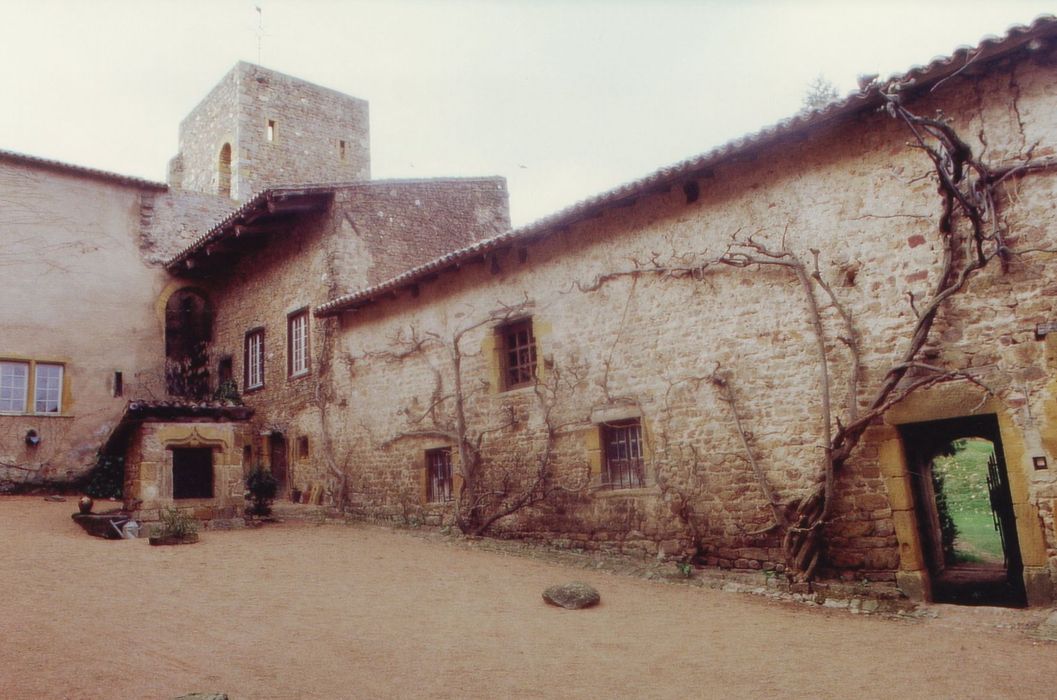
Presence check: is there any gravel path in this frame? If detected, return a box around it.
[1,496,1053,699]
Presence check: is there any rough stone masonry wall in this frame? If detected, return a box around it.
[191,179,511,494]
[170,62,370,201]
[123,421,249,522]
[322,50,1057,582]
[0,159,171,487]
[327,178,510,296]
[169,65,239,197]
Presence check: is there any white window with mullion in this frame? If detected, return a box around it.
[0,361,29,413]
[288,310,310,377]
[34,363,63,413]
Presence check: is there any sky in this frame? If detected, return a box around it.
[1,0,1055,226]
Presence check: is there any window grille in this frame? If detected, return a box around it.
[426,448,454,503]
[603,421,646,489]
[499,319,537,390]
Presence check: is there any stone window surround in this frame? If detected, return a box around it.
[244,327,265,392]
[496,317,537,391]
[0,358,66,415]
[585,405,657,496]
[601,419,646,490]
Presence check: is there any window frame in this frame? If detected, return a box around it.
[33,363,64,414]
[244,328,266,391]
[0,359,67,416]
[287,308,311,378]
[497,318,537,391]
[601,420,646,490]
[0,360,30,414]
[425,447,454,504]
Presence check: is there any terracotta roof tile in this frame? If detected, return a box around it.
[316,14,1057,318]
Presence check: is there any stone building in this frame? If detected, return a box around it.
[5,19,1057,607]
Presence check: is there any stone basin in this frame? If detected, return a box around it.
[71,511,131,539]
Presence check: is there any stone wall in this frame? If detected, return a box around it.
[306,50,1057,592]
[123,420,249,522]
[170,62,370,201]
[0,158,171,486]
[186,178,510,495]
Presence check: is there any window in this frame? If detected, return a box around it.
[426,448,454,503]
[245,328,265,390]
[217,356,233,385]
[498,318,537,390]
[339,139,347,161]
[266,119,276,142]
[218,143,232,197]
[0,361,28,413]
[297,436,309,460]
[602,421,645,489]
[288,309,310,377]
[113,371,123,398]
[172,447,214,499]
[1,360,65,415]
[34,363,63,413]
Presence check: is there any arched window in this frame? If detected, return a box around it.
[218,143,232,198]
[164,288,213,399]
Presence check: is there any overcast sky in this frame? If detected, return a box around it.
[1,0,1054,225]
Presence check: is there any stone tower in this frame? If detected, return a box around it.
[167,62,370,201]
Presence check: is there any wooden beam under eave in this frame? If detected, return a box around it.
[266,197,330,215]
[234,223,283,237]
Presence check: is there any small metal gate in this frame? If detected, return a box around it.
[986,452,1018,571]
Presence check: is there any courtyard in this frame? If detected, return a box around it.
[0,496,1054,699]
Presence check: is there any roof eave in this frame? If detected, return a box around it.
[315,15,1057,319]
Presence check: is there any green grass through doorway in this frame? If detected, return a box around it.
[933,438,1004,564]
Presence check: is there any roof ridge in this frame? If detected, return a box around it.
[315,14,1057,318]
[0,147,168,190]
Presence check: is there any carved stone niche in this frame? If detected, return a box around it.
[121,419,251,524]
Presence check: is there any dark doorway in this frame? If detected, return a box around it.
[269,434,288,498]
[165,289,213,399]
[172,447,214,499]
[900,415,1026,607]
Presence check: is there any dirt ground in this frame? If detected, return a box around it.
[1,497,1054,699]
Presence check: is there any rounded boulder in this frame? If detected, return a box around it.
[542,581,600,609]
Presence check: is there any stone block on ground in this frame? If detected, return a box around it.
[1032,610,1057,641]
[543,582,600,609]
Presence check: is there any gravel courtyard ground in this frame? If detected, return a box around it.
[1,496,1054,699]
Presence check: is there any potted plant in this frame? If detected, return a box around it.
[148,507,200,546]
[245,466,279,518]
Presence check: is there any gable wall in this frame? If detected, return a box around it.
[0,160,171,485]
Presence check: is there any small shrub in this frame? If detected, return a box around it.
[83,453,124,499]
[245,466,279,517]
[212,379,242,404]
[152,507,199,539]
